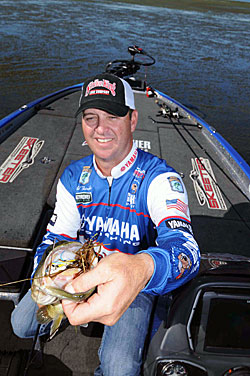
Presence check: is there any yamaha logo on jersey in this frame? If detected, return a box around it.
[81,215,141,247]
[165,219,193,234]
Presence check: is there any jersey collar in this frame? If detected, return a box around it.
[93,141,138,179]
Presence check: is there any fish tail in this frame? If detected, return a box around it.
[49,314,64,340]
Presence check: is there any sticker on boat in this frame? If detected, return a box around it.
[82,139,151,152]
[0,137,44,183]
[134,140,151,152]
[190,157,227,210]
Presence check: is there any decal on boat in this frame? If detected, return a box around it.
[190,157,227,210]
[0,137,44,183]
[209,258,227,268]
[82,139,151,152]
[134,140,151,152]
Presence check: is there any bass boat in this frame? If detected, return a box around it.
[0,46,250,376]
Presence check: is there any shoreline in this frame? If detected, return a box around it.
[103,0,250,14]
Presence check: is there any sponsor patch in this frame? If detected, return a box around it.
[85,79,116,97]
[120,149,138,172]
[79,166,92,185]
[126,167,145,208]
[166,199,188,216]
[168,176,184,193]
[176,252,192,279]
[190,157,227,210]
[0,137,44,183]
[126,181,138,208]
[133,167,145,180]
[165,219,193,234]
[76,192,92,204]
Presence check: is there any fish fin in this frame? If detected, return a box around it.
[46,286,96,302]
[37,306,52,325]
[49,314,64,340]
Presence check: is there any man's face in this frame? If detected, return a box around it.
[81,108,138,172]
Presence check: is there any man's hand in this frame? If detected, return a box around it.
[62,252,154,326]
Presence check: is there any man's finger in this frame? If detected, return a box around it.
[62,288,111,325]
[68,258,111,294]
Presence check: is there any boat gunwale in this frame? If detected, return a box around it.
[155,88,250,183]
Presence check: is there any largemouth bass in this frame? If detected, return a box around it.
[31,240,99,339]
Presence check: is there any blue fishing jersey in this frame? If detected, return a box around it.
[33,143,200,295]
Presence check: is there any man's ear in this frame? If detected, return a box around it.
[131,110,138,133]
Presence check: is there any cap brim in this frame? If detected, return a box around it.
[75,99,129,118]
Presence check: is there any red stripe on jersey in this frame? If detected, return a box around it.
[77,202,150,218]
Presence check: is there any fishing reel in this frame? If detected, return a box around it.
[105,45,155,78]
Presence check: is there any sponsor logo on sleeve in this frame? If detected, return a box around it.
[0,137,44,183]
[165,219,193,234]
[190,157,227,210]
[168,176,184,193]
[176,252,192,279]
[166,199,188,217]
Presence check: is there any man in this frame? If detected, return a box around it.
[12,73,200,375]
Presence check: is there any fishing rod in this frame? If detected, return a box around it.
[149,99,250,232]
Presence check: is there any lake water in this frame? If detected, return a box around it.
[0,0,249,164]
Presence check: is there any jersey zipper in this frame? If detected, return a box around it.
[107,177,113,207]
[108,184,112,206]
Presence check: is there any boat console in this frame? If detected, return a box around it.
[105,45,155,91]
[144,254,250,376]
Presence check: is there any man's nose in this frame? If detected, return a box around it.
[95,116,109,133]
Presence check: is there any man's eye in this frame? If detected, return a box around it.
[84,116,97,123]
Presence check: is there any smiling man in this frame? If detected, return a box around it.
[81,108,137,175]
[11,73,200,376]
[77,74,138,175]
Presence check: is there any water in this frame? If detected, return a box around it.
[0,0,250,164]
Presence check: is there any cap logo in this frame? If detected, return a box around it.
[85,79,116,97]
